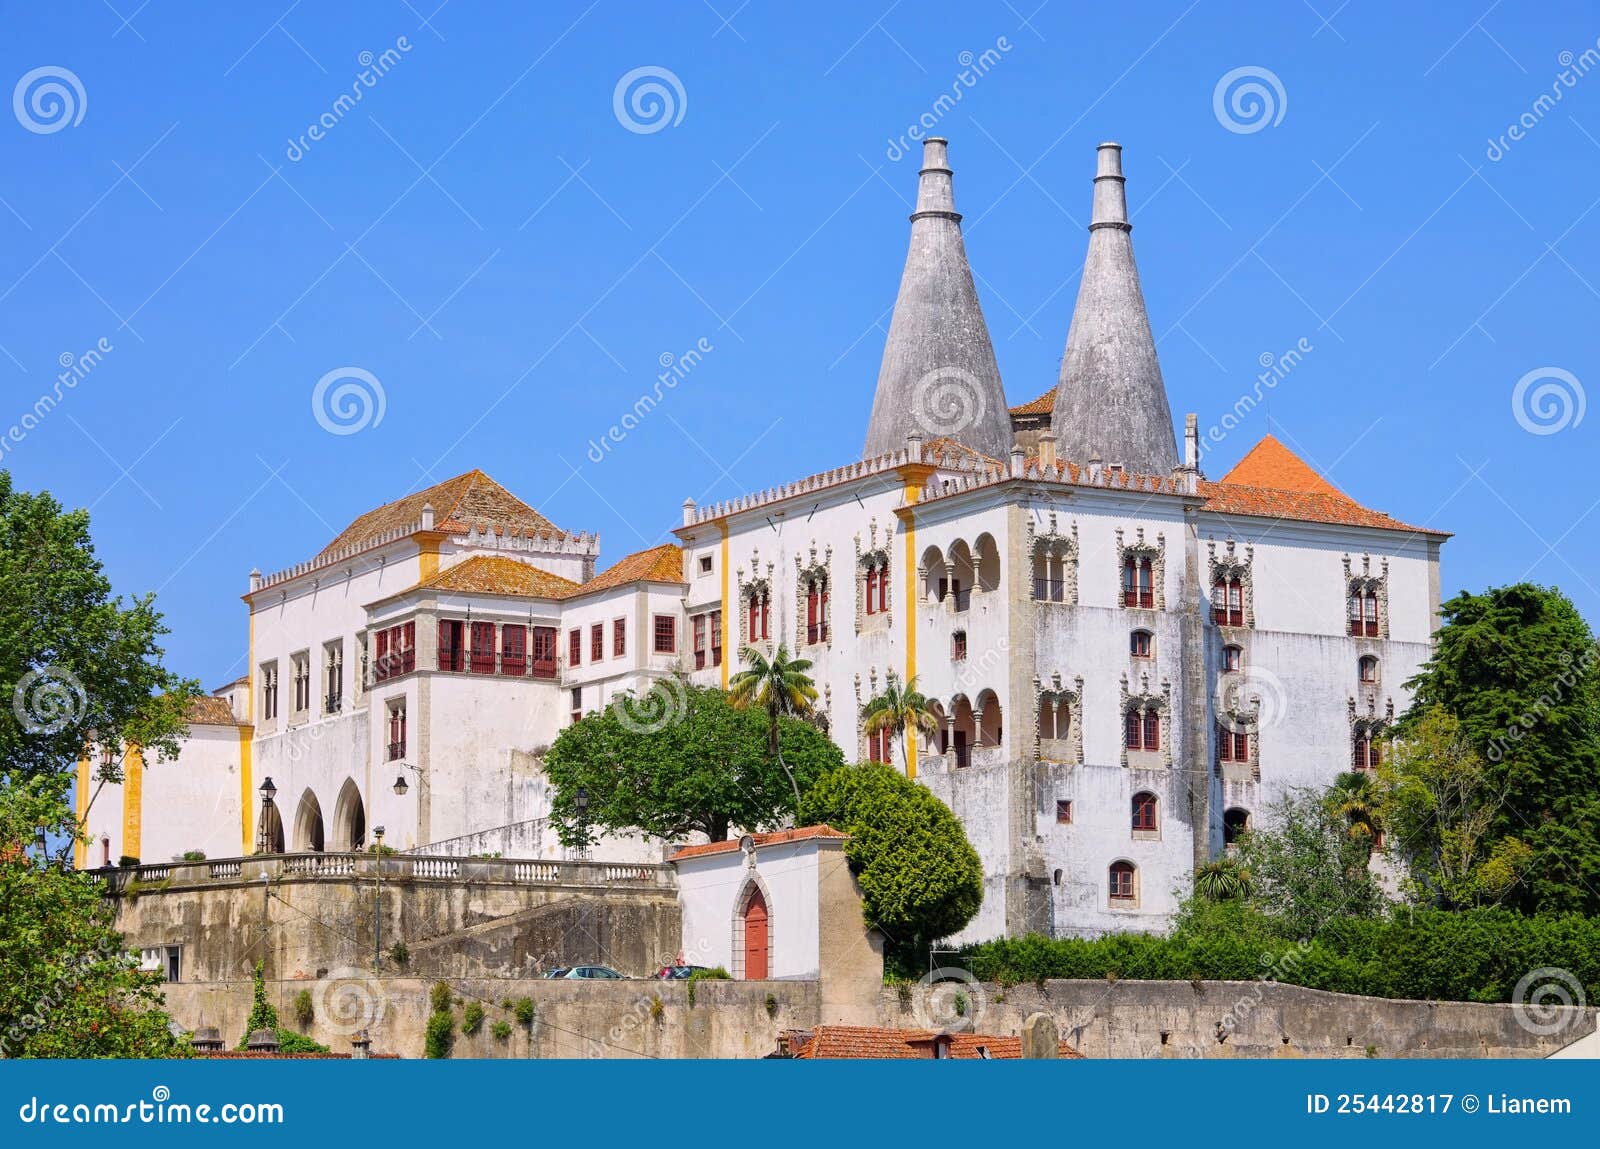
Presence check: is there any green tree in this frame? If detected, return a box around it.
[728,643,818,805]
[1328,771,1381,843]
[1377,705,1531,908]
[545,683,842,844]
[1193,855,1252,902]
[234,960,327,1053]
[0,778,188,1058]
[0,473,198,795]
[797,762,983,970]
[1235,786,1385,936]
[1401,583,1600,913]
[860,672,940,774]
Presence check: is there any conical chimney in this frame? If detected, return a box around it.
[862,138,1014,461]
[1051,143,1178,474]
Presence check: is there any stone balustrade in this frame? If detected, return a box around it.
[97,852,675,891]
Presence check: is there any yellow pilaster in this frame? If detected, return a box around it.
[418,536,442,582]
[719,522,731,690]
[74,753,89,869]
[239,727,254,855]
[121,745,144,863]
[903,484,920,780]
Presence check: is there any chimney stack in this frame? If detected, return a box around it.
[1038,436,1057,471]
[1183,413,1199,471]
[681,497,696,527]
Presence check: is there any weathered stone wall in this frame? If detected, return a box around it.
[872,979,1598,1060]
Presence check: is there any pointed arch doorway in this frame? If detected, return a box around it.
[741,887,769,980]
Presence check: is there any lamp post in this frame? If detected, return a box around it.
[257,777,277,855]
[392,774,408,796]
[575,787,590,862]
[372,825,385,973]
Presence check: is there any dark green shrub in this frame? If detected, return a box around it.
[462,1001,484,1035]
[292,989,314,1029]
[513,997,536,1026]
[429,981,452,1014]
[491,1020,513,1041]
[424,1010,454,1059]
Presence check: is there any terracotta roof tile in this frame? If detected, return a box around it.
[1009,386,1057,417]
[1217,434,1347,497]
[571,543,683,597]
[419,555,581,599]
[186,695,246,727]
[787,1025,1083,1059]
[670,825,849,861]
[317,470,560,559]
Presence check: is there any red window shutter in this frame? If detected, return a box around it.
[865,568,878,616]
[1212,580,1227,625]
[1123,558,1136,606]
[760,595,770,640]
[470,622,496,673]
[569,628,582,665]
[614,618,626,658]
[401,623,415,673]
[375,629,390,681]
[501,625,526,675]
[1139,559,1153,608]
[1125,711,1140,750]
[711,611,722,664]
[530,627,556,678]
[1235,731,1249,761]
[748,597,759,641]
[1229,580,1244,627]
[1143,710,1160,751]
[438,621,454,671]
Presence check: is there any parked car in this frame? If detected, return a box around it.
[558,965,626,980]
[542,967,571,979]
[653,965,714,980]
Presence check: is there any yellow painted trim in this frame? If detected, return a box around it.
[247,611,255,724]
[121,745,144,863]
[418,536,442,582]
[903,483,920,780]
[74,754,89,869]
[719,523,731,690]
[239,727,254,855]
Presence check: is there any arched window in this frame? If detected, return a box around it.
[746,587,770,642]
[1109,861,1137,903]
[805,575,829,645]
[1131,791,1158,833]
[952,630,967,661]
[1124,708,1160,752]
[1348,586,1380,636]
[1222,644,1242,672]
[866,725,893,764]
[1123,556,1154,608]
[1224,808,1251,845]
[1217,722,1250,764]
[1130,630,1153,659]
[1212,576,1244,627]
[1038,696,1069,741]
[1358,655,1378,684]
[1352,728,1381,771]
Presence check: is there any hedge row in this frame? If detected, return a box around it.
[962,906,1600,1004]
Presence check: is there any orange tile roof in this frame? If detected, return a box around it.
[571,543,683,597]
[1009,386,1057,417]
[317,470,560,559]
[418,555,581,599]
[671,825,849,861]
[186,695,246,727]
[787,1025,1083,1060]
[1217,434,1346,497]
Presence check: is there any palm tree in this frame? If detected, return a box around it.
[1328,771,1381,843]
[728,643,818,806]
[1194,856,1252,901]
[860,672,941,776]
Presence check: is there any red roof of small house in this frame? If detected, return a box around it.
[784,1025,1083,1059]
[670,825,849,861]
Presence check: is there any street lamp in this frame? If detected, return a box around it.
[392,775,408,796]
[372,825,385,973]
[257,777,277,855]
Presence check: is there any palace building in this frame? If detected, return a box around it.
[78,139,1447,942]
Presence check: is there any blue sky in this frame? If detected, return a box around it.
[2,1,1598,687]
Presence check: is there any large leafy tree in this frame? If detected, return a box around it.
[1401,583,1600,913]
[0,472,197,796]
[545,682,842,845]
[0,778,188,1058]
[798,762,983,970]
[1234,786,1385,936]
[1377,705,1531,909]
[860,672,940,774]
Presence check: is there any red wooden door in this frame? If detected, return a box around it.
[743,889,769,980]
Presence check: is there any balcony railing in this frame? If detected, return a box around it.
[95,852,676,891]
[806,622,830,644]
[1033,577,1065,602]
[387,740,406,761]
[323,692,342,714]
[952,589,971,612]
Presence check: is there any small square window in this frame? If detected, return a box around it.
[1055,800,1072,824]
[699,555,713,575]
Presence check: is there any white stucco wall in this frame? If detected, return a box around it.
[675,838,835,979]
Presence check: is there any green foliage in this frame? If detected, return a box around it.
[728,643,820,805]
[648,996,664,1022]
[491,1019,513,1041]
[461,1001,484,1035]
[0,778,188,1059]
[292,988,314,1030]
[178,850,206,862]
[764,993,778,1017]
[1233,786,1383,935]
[1401,582,1600,913]
[1193,855,1251,902]
[798,762,983,970]
[388,942,409,968]
[684,966,730,1007]
[424,1009,454,1059]
[0,471,199,789]
[1378,706,1532,908]
[232,960,326,1053]
[512,997,535,1027]
[859,673,941,773]
[964,902,1600,1004]
[274,1030,329,1053]
[428,980,452,1014]
[546,683,843,844]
